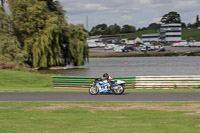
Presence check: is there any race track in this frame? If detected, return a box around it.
[0,92,200,101]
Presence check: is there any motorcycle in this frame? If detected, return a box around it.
[89,78,126,95]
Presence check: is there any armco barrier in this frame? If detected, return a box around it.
[52,76,135,89]
[134,76,200,89]
[52,76,200,89]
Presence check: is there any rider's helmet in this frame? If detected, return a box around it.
[103,73,109,79]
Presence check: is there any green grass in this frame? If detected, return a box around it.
[89,52,187,58]
[1,69,200,92]
[182,29,200,40]
[0,102,200,133]
[0,69,86,92]
[120,30,157,39]
[0,69,53,88]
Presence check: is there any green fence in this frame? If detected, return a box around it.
[52,76,135,89]
[52,76,200,89]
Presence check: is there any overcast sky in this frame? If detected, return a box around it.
[58,0,200,30]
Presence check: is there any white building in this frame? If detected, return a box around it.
[87,36,106,48]
[159,23,182,42]
[142,33,159,43]
[121,37,143,45]
[142,23,182,43]
[87,38,98,48]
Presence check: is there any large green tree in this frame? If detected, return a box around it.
[8,0,88,67]
[0,6,23,65]
[8,0,66,67]
[67,24,88,66]
[160,11,181,24]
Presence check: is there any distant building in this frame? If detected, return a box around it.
[121,37,143,45]
[142,33,159,43]
[142,23,182,43]
[87,34,124,48]
[87,38,99,48]
[159,23,182,42]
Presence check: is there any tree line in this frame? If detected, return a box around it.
[89,24,136,36]
[90,11,200,35]
[0,0,88,68]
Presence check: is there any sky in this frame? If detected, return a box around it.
[58,0,200,30]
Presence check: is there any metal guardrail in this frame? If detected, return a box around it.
[52,76,200,89]
[134,76,200,89]
[52,76,135,89]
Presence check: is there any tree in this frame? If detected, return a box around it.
[90,27,103,36]
[0,6,23,65]
[181,22,186,28]
[8,0,66,67]
[89,24,107,36]
[67,24,88,66]
[195,15,200,27]
[187,23,192,28]
[196,15,199,24]
[8,0,88,67]
[148,23,161,29]
[95,24,107,30]
[160,11,181,24]
[187,15,200,28]
[104,24,121,35]
[121,24,136,34]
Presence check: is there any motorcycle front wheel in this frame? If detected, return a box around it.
[89,85,99,95]
[111,85,124,95]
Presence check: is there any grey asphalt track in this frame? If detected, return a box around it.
[0,92,200,101]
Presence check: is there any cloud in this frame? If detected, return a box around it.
[58,0,200,29]
[59,0,153,15]
[59,1,109,15]
[120,15,133,21]
[151,17,161,24]
[173,0,199,12]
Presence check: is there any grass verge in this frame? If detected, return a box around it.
[0,69,89,92]
[0,102,200,133]
[1,69,200,92]
[120,29,157,39]
[120,29,200,40]
[89,51,200,58]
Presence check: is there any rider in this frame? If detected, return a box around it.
[103,73,114,88]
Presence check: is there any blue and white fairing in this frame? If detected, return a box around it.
[94,80,108,93]
[94,79,125,93]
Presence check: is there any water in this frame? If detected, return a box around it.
[38,56,200,77]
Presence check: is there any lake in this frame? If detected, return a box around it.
[38,56,200,77]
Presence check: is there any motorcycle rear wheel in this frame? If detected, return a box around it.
[111,85,124,95]
[89,85,99,95]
